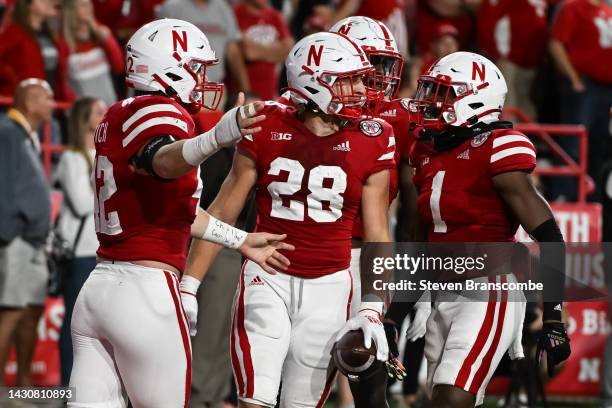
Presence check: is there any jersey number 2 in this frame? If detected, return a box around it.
[267,157,347,222]
[93,156,123,235]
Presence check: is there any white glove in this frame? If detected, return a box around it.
[336,303,389,362]
[405,291,431,342]
[179,275,200,337]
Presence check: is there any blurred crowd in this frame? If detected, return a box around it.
[0,0,611,407]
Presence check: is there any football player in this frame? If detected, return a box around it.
[68,19,292,408]
[406,51,570,407]
[181,31,396,407]
[328,16,419,408]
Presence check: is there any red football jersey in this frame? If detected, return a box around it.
[551,0,612,83]
[93,95,200,271]
[238,102,396,277]
[351,98,415,239]
[410,128,536,242]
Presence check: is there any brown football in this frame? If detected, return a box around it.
[332,330,378,380]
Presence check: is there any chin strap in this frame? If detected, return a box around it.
[424,120,513,152]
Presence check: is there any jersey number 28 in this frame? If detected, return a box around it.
[267,157,347,223]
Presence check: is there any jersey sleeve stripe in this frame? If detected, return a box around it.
[388,136,396,148]
[122,104,182,131]
[377,151,395,161]
[492,135,534,149]
[122,117,189,147]
[490,147,536,163]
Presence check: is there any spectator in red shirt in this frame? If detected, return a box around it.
[61,0,124,105]
[234,0,293,100]
[478,0,548,120]
[0,0,73,101]
[414,0,480,56]
[550,0,612,200]
[91,0,165,45]
[404,24,459,97]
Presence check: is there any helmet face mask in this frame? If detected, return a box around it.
[329,16,404,101]
[126,19,224,113]
[366,50,403,99]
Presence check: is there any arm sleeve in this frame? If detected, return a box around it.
[0,132,20,244]
[120,98,195,159]
[273,10,291,40]
[551,2,575,45]
[57,152,95,217]
[368,128,397,176]
[100,30,125,74]
[489,132,536,176]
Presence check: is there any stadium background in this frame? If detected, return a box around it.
[0,0,610,406]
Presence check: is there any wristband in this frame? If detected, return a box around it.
[182,129,219,166]
[179,275,201,296]
[202,215,247,249]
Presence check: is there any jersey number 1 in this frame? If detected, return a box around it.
[93,156,123,235]
[430,170,447,233]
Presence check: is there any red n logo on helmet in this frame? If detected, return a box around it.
[472,62,486,82]
[307,45,324,66]
[172,30,188,52]
[337,24,351,35]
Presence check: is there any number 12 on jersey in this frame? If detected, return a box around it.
[93,155,123,235]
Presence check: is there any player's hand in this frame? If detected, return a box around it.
[179,275,200,337]
[235,92,266,137]
[212,92,266,148]
[336,307,389,362]
[239,232,295,275]
[383,321,406,380]
[405,297,431,342]
[536,321,571,377]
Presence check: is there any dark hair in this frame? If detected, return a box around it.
[67,97,99,173]
[12,0,52,36]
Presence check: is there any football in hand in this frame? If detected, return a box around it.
[332,330,381,382]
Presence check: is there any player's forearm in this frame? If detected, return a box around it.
[183,237,226,282]
[549,40,581,84]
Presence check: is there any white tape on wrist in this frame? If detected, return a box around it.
[182,129,219,166]
[179,275,201,295]
[202,215,247,249]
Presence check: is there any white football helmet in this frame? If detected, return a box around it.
[125,19,223,112]
[409,51,507,129]
[330,16,404,99]
[285,32,378,119]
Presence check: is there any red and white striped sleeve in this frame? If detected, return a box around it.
[368,123,397,176]
[120,96,195,157]
[489,131,536,175]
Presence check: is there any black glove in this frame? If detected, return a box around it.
[536,322,571,377]
[383,321,406,380]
